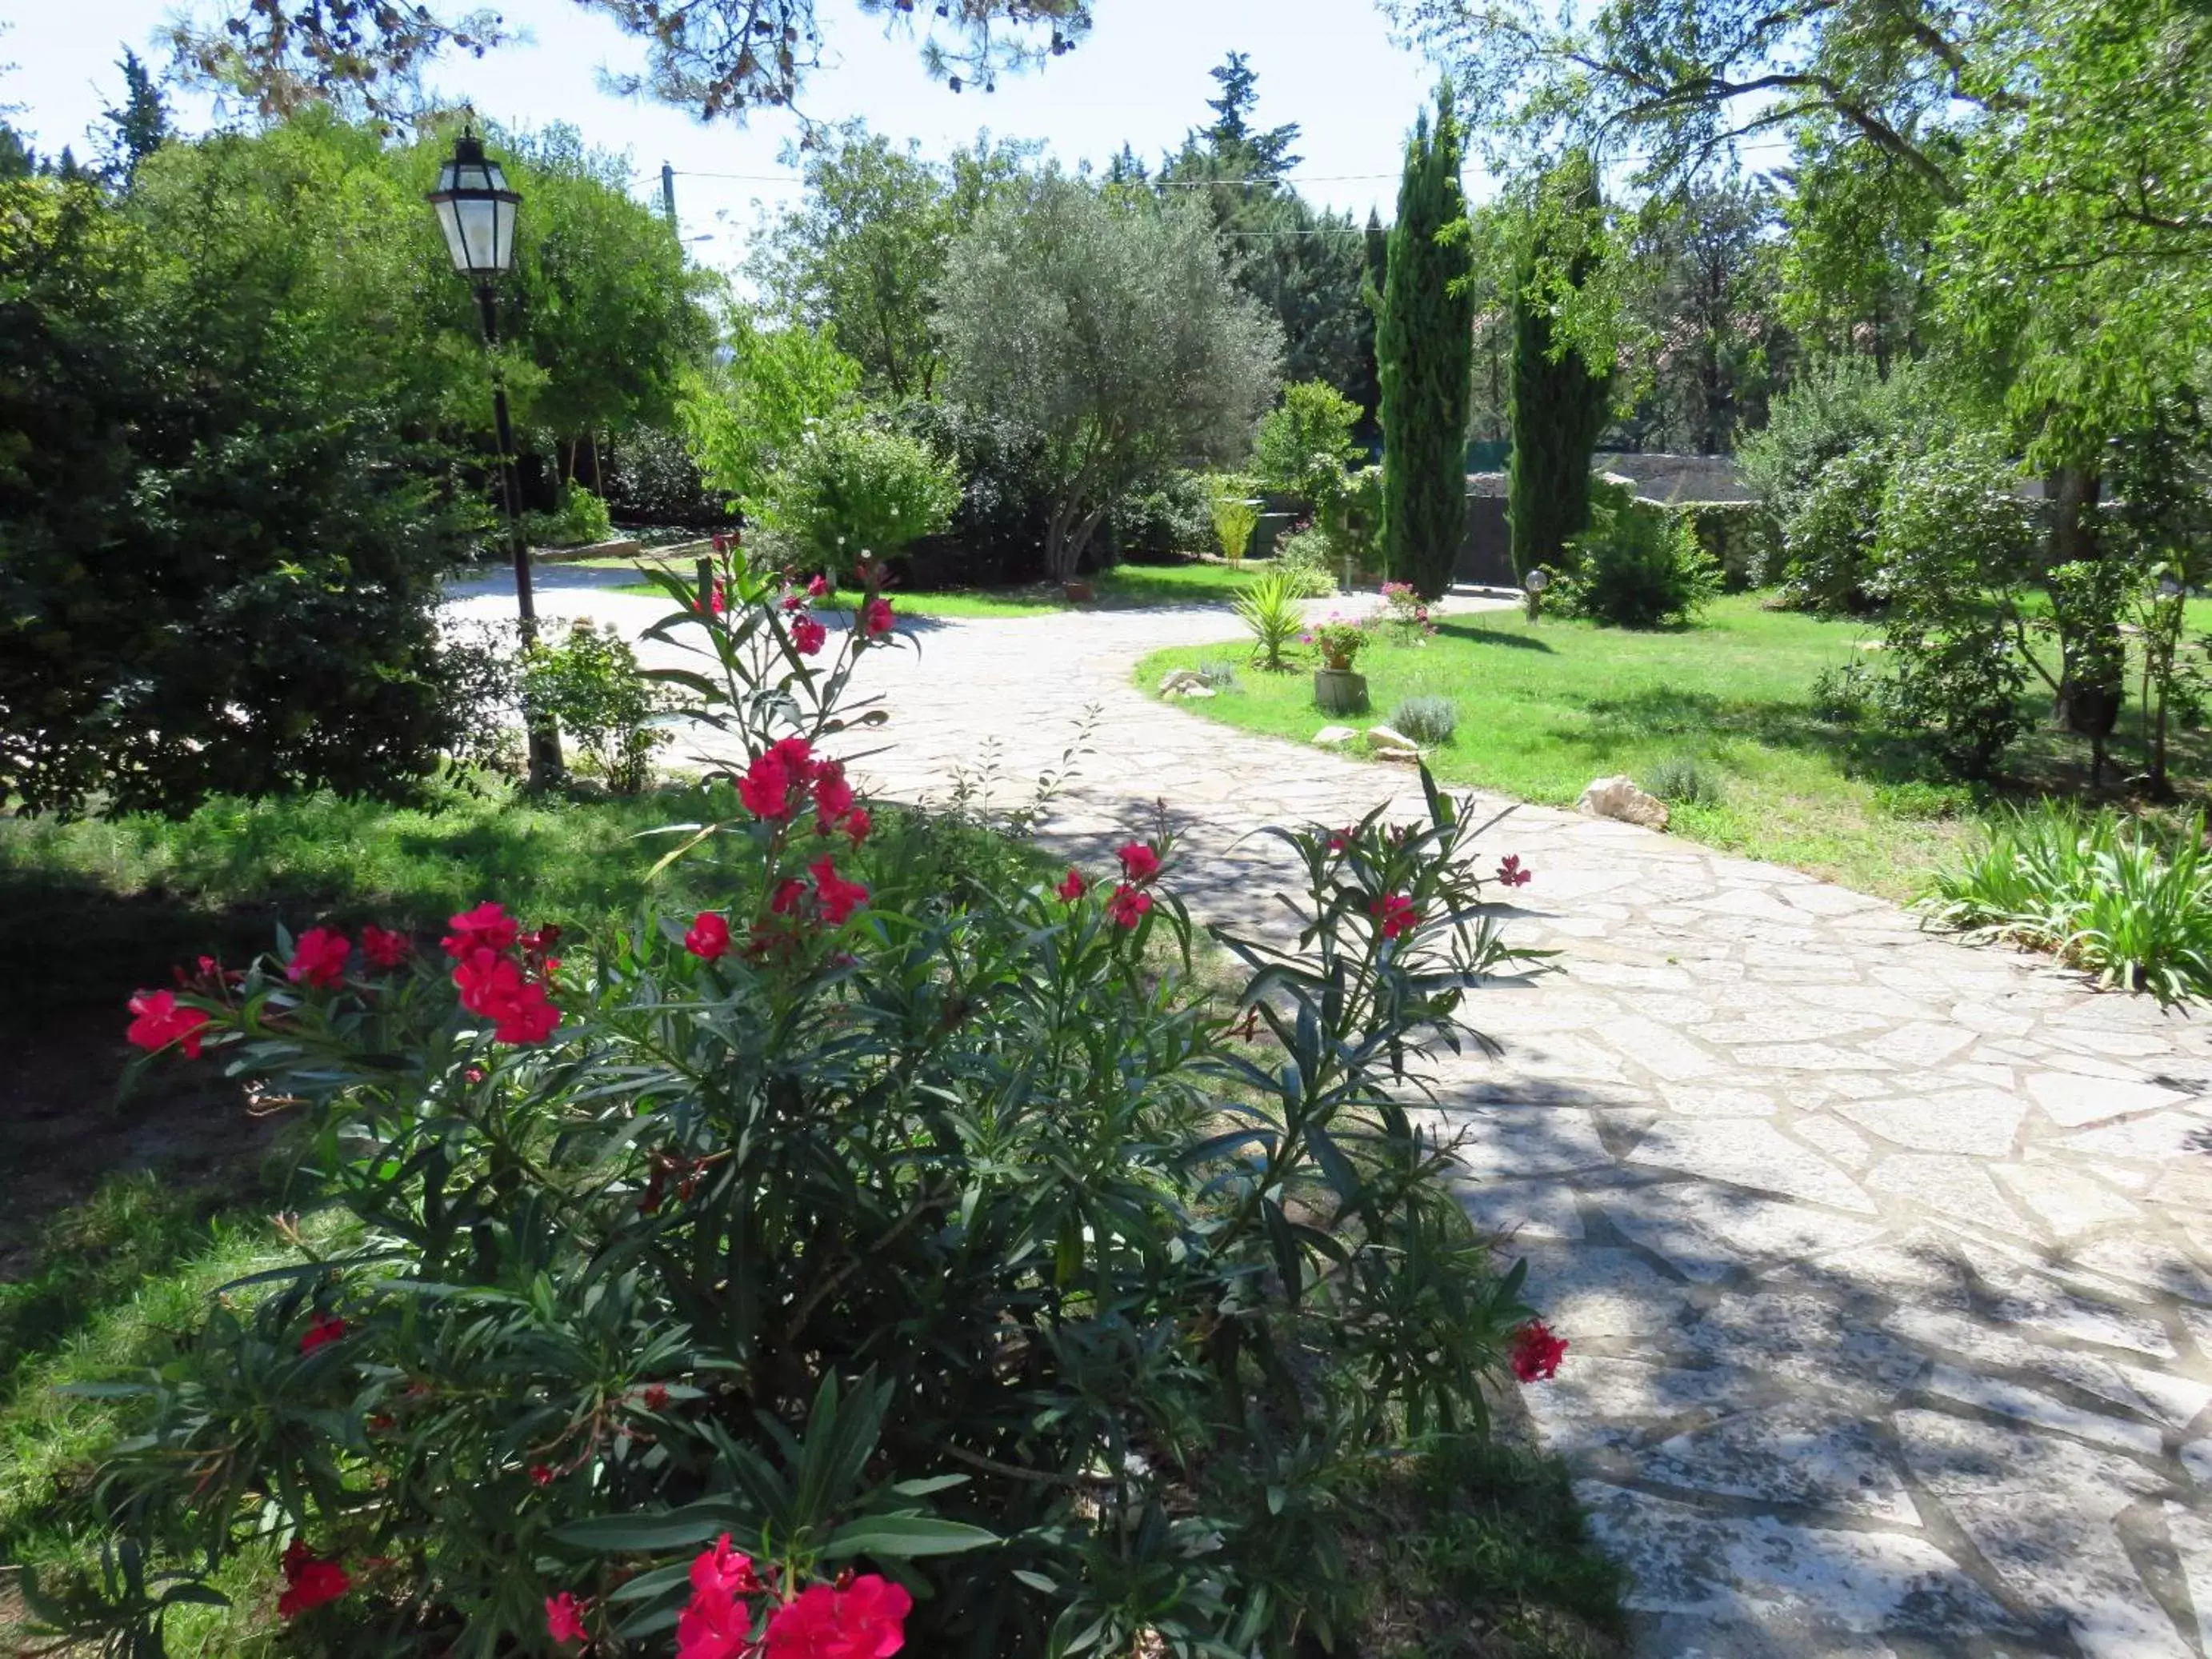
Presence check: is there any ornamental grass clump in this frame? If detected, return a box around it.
[1924,803,2212,1004]
[47,544,1562,1658]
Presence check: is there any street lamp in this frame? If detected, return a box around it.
[428,125,561,786]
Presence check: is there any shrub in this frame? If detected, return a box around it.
[520,483,617,550]
[1869,437,2040,778]
[1211,490,1262,566]
[58,546,1556,1658]
[1678,500,1776,593]
[1809,657,1874,725]
[1924,804,2212,1003]
[1110,470,1211,562]
[520,620,670,794]
[1197,659,1242,690]
[1645,754,1723,806]
[1778,444,1892,614]
[1273,525,1341,597]
[889,400,1056,588]
[757,417,959,582]
[1379,581,1437,645]
[602,427,734,529]
[1236,567,1306,670]
[1254,380,1364,506]
[1556,478,1719,628]
[1391,694,1458,746]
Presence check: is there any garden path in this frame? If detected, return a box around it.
[452,570,2212,1658]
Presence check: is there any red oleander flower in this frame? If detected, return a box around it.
[530,1465,554,1487]
[810,858,870,925]
[807,574,830,598]
[770,878,808,916]
[842,807,871,846]
[762,1575,913,1659]
[1371,893,1418,941]
[676,1536,768,1659]
[126,989,210,1058]
[738,751,797,820]
[782,592,807,612]
[359,925,411,969]
[712,534,730,554]
[1054,867,1086,901]
[1496,855,1532,888]
[442,901,518,957]
[277,1543,351,1618]
[490,985,560,1045]
[862,597,894,638]
[451,948,561,1045]
[686,912,732,960]
[643,1384,670,1410]
[710,581,730,615]
[1115,841,1162,883]
[546,1592,590,1645]
[287,927,351,989]
[1510,1319,1568,1382]
[299,1313,347,1354]
[1326,828,1351,853]
[793,615,827,656]
[1106,885,1152,929]
[812,761,855,826]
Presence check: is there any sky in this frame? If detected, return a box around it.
[0,0,1451,272]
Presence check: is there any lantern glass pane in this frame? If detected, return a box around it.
[433,198,472,271]
[491,197,518,271]
[454,196,501,273]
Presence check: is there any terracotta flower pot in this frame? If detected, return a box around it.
[1061,579,1096,604]
[1314,667,1369,714]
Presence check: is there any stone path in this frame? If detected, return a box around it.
[454,572,2212,1657]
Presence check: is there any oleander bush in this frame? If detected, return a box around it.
[34,542,1560,1658]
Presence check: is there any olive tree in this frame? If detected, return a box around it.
[935,170,1282,582]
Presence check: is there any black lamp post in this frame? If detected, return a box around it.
[428,126,562,786]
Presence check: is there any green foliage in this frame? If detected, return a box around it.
[1211,490,1262,565]
[1926,805,2212,1004]
[60,553,1546,1657]
[1678,501,1775,594]
[1377,87,1475,601]
[1392,694,1459,746]
[520,483,616,549]
[1507,154,1614,584]
[1236,566,1306,669]
[520,621,669,794]
[936,168,1284,582]
[1311,616,1373,671]
[1868,437,2040,778]
[1274,524,1342,597]
[679,312,862,512]
[1645,753,1723,806]
[1782,446,1894,616]
[758,416,960,578]
[1254,378,1366,503]
[1555,479,1718,628]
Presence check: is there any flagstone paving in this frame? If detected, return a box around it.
[453,572,2212,1657]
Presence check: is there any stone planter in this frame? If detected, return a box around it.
[1314,666,1369,714]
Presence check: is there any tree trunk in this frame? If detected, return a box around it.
[2046,461,2122,786]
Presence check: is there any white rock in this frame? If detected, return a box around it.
[1178,684,1216,698]
[1158,668,1205,694]
[1365,723,1419,750]
[1579,773,1670,830]
[1311,725,1358,749]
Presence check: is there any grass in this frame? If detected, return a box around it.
[1138,593,2212,903]
[613,555,1271,617]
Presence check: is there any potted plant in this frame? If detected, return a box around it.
[1310,616,1370,714]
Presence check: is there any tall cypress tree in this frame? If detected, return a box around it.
[1507,152,1613,578]
[1375,86,1474,600]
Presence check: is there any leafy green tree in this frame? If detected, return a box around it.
[1375,87,1474,599]
[1255,379,1364,502]
[936,169,1282,582]
[1202,50,1302,175]
[680,310,862,512]
[1507,154,1614,579]
[758,417,961,578]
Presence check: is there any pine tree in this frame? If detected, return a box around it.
[1374,87,1474,599]
[1506,152,1612,578]
[101,50,170,185]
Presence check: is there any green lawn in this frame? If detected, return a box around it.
[1142,594,2015,901]
[614,556,1267,617]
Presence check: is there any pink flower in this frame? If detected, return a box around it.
[299,1313,347,1354]
[126,989,210,1058]
[546,1592,590,1645]
[1510,1319,1567,1382]
[1115,841,1162,884]
[1495,855,1532,888]
[686,912,732,960]
[782,592,807,612]
[359,925,411,969]
[442,901,518,957]
[1055,867,1086,901]
[677,1536,766,1659]
[738,751,797,821]
[692,1535,766,1599]
[793,615,828,656]
[862,597,894,638]
[1370,893,1418,941]
[807,574,830,598]
[277,1542,350,1618]
[286,927,351,989]
[762,1575,913,1659]
[1106,885,1152,929]
[809,858,870,925]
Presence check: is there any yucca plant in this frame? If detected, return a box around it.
[1236,569,1305,670]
